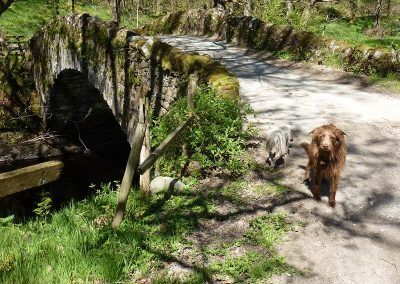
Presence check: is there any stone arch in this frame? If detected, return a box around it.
[47,69,130,166]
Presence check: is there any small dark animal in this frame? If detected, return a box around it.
[301,123,347,207]
[266,126,293,168]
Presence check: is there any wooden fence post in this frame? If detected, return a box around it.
[187,73,197,111]
[181,74,198,176]
[112,99,146,228]
[140,98,151,194]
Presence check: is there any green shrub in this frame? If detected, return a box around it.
[151,87,251,177]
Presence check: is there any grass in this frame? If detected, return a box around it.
[320,16,400,50]
[0,0,65,40]
[210,251,294,282]
[0,0,157,40]
[208,213,296,282]
[321,52,400,93]
[253,181,289,196]
[0,177,296,283]
[368,71,400,93]
[245,213,290,249]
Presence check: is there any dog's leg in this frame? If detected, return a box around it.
[303,159,312,183]
[311,167,322,201]
[328,177,339,207]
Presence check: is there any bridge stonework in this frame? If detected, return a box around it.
[30,13,238,146]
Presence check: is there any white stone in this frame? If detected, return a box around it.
[149,176,186,193]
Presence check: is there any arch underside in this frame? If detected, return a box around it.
[47,69,130,167]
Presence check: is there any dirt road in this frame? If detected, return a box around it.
[159,35,400,283]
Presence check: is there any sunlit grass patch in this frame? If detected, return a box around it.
[368,72,400,93]
[210,251,295,282]
[0,0,157,40]
[0,0,64,39]
[321,17,400,50]
[253,181,289,196]
[204,240,244,257]
[206,213,296,281]
[245,213,290,250]
[218,180,249,202]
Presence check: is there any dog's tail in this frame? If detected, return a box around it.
[300,142,311,157]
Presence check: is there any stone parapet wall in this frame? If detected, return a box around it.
[142,9,400,77]
[30,13,239,144]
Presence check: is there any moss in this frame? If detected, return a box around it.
[207,71,239,101]
[152,41,239,100]
[112,28,128,49]
[153,41,204,74]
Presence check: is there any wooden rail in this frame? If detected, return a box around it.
[113,74,198,228]
[137,74,197,175]
[137,117,192,175]
[0,161,64,198]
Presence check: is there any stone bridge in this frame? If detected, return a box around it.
[29,13,238,158]
[29,9,399,159]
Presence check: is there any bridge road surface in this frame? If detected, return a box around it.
[158,35,400,283]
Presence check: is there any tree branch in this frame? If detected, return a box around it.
[0,0,14,17]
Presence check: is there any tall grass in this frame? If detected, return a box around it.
[0,178,296,282]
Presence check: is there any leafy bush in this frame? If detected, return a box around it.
[151,87,251,177]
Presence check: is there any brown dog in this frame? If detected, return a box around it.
[301,124,347,207]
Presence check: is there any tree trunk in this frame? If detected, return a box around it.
[349,0,357,23]
[111,0,121,24]
[386,0,391,16]
[374,0,382,28]
[0,0,14,17]
[213,0,226,9]
[71,0,75,13]
[244,0,251,16]
[156,0,162,15]
[301,0,313,24]
[170,0,175,13]
[136,0,139,28]
[286,0,293,18]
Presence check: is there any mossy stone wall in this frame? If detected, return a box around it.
[142,9,400,77]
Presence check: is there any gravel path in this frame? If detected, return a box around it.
[158,35,400,284]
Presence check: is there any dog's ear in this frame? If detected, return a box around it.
[335,128,346,136]
[308,127,319,135]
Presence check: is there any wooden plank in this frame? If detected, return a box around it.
[137,117,192,175]
[112,99,146,228]
[0,161,64,198]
